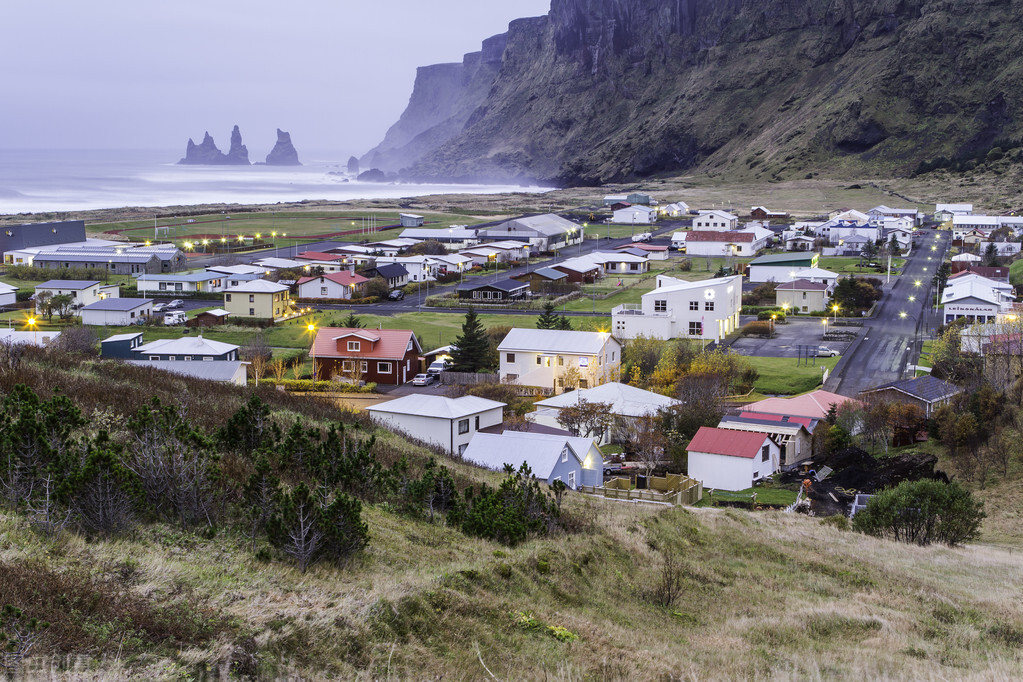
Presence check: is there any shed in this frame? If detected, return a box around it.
[399,214,425,228]
[366,394,505,455]
[79,298,153,326]
[100,332,144,359]
[186,309,231,327]
[687,426,781,491]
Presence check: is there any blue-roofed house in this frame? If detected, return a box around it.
[131,335,240,361]
[511,266,571,293]
[79,298,153,326]
[859,376,962,418]
[364,263,409,289]
[461,430,604,489]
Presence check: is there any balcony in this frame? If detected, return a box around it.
[611,303,668,317]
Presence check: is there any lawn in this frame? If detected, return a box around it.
[695,483,798,507]
[747,355,841,395]
[1010,258,1023,288]
[818,257,906,275]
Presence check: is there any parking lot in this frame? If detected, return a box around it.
[729,318,862,359]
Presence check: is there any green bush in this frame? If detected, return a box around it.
[852,479,985,546]
[741,321,773,337]
[254,379,376,393]
[756,310,786,322]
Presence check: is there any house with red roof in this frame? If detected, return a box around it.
[296,272,369,300]
[311,327,422,385]
[718,413,818,467]
[686,426,781,491]
[742,389,860,421]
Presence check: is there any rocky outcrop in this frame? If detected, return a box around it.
[357,168,387,182]
[346,156,360,175]
[178,126,250,165]
[264,129,301,166]
[375,0,1023,185]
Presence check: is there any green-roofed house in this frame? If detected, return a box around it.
[748,253,820,283]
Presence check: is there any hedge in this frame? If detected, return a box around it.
[252,379,377,393]
[294,296,380,306]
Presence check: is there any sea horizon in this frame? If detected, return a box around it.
[0,148,551,216]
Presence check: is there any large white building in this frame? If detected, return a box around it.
[692,210,739,231]
[34,280,119,314]
[366,394,505,455]
[612,205,657,224]
[498,328,622,392]
[941,274,1015,324]
[611,274,741,342]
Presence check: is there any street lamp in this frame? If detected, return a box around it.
[770,313,777,336]
[832,304,839,323]
[822,317,828,337]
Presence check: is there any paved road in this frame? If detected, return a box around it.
[829,230,951,397]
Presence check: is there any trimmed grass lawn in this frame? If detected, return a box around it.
[918,339,935,369]
[695,483,798,507]
[819,257,906,275]
[1010,258,1023,288]
[747,355,840,394]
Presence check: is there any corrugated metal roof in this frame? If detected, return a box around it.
[127,360,245,383]
[80,298,151,311]
[36,280,101,290]
[461,431,597,478]
[297,272,368,287]
[744,390,859,420]
[685,230,755,243]
[367,394,505,419]
[862,375,960,403]
[224,279,289,293]
[534,382,676,417]
[296,251,346,261]
[497,328,611,354]
[134,335,239,356]
[311,327,420,360]
[775,279,829,291]
[687,426,771,458]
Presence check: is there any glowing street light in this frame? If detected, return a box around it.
[899,311,908,320]
[832,304,839,323]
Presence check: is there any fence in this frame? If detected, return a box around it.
[439,371,498,386]
[580,473,703,506]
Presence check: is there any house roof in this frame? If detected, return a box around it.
[775,279,829,292]
[941,281,1003,306]
[296,271,369,287]
[137,271,221,283]
[696,210,738,221]
[552,258,599,274]
[102,332,143,343]
[456,278,528,293]
[254,257,306,269]
[862,376,961,404]
[225,279,290,294]
[367,394,506,420]
[196,308,231,317]
[791,267,839,279]
[951,253,982,262]
[750,253,817,266]
[33,252,157,264]
[311,327,420,360]
[480,420,572,436]
[296,251,346,262]
[687,426,771,458]
[744,389,860,420]
[207,264,265,276]
[371,263,408,279]
[737,411,816,431]
[80,298,152,311]
[534,382,676,417]
[685,230,756,243]
[134,335,239,356]
[615,243,668,252]
[949,264,1009,280]
[648,274,742,297]
[126,360,246,382]
[586,251,648,264]
[35,280,101,290]
[497,328,613,355]
[461,431,598,478]
[486,214,579,238]
[514,267,568,281]
[719,415,811,435]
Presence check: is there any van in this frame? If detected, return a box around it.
[164,311,187,326]
[427,359,451,376]
[632,232,653,243]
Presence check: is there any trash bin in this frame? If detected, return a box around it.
[636,475,647,490]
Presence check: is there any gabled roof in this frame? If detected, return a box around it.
[367,394,506,420]
[685,230,757,243]
[311,327,420,359]
[225,279,290,294]
[80,298,152,311]
[296,251,347,262]
[498,328,614,354]
[744,390,860,420]
[862,376,960,404]
[552,258,599,273]
[534,382,676,417]
[514,267,568,281]
[750,253,818,265]
[296,271,369,287]
[791,267,838,279]
[371,263,408,279]
[457,278,528,293]
[461,431,598,478]
[696,210,738,221]
[687,426,772,458]
[941,281,1003,306]
[35,280,101,290]
[102,332,144,343]
[775,279,829,292]
[586,251,649,264]
[719,415,812,436]
[486,214,579,238]
[134,335,239,356]
[207,264,265,276]
[951,253,982,262]
[136,271,222,283]
[196,308,231,317]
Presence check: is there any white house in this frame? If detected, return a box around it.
[530,382,677,444]
[828,224,880,246]
[611,274,741,342]
[670,232,688,250]
[683,227,772,257]
[132,335,240,361]
[0,328,60,347]
[686,426,781,491]
[366,394,505,455]
[0,282,17,306]
[612,205,658,224]
[692,210,739,231]
[498,328,622,392]
[478,214,582,252]
[952,215,1000,236]
[135,271,225,294]
[941,277,1014,324]
[34,280,119,314]
[79,298,152,326]
[461,431,603,489]
[661,201,690,217]
[375,256,441,282]
[868,205,923,226]
[583,251,650,275]
[935,203,973,222]
[982,242,1022,257]
[296,272,369,299]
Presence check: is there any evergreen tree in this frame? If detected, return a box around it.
[450,307,492,372]
[340,312,363,328]
[984,241,999,267]
[556,314,573,330]
[536,301,559,329]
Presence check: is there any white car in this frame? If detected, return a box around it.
[816,346,840,357]
[411,373,434,386]
[151,302,167,313]
[632,232,653,242]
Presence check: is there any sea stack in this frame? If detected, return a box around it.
[226,125,250,164]
[347,155,360,175]
[178,126,250,165]
[264,129,301,166]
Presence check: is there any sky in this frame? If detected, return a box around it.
[0,0,552,159]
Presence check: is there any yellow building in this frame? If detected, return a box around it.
[775,279,830,314]
[223,280,292,320]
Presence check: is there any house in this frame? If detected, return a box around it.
[775,280,830,314]
[456,278,529,302]
[827,224,880,246]
[223,280,292,320]
[511,267,570,293]
[952,215,1000,234]
[375,256,441,282]
[498,328,622,392]
[790,267,839,289]
[186,309,231,327]
[294,251,363,273]
[683,227,772,256]
[670,232,687,250]
[981,242,1022,258]
[584,251,650,275]
[366,394,505,455]
[627,192,654,205]
[459,246,513,267]
[135,271,225,294]
[529,382,677,444]
[827,209,870,224]
[785,234,817,251]
[34,280,119,314]
[935,203,973,222]
[747,253,820,283]
[100,332,144,358]
[132,335,240,361]
[687,426,780,492]
[660,201,690,217]
[399,213,425,228]
[951,252,982,263]
[692,211,739,231]
[0,328,60,347]
[364,263,409,289]
[941,274,1014,324]
[296,272,369,300]
[962,229,988,246]
[834,233,872,255]
[79,298,152,326]
[868,205,923,226]
[126,360,248,386]
[460,431,603,489]
[0,282,17,306]
[949,264,1010,282]
[207,264,266,278]
[430,254,474,275]
[612,205,657,224]
[860,376,961,418]
[478,214,582,252]
[744,390,860,421]
[611,275,742,342]
[750,207,789,221]
[399,226,480,249]
[367,238,421,256]
[717,414,815,467]
[551,258,600,284]
[311,327,422,385]
[614,242,669,260]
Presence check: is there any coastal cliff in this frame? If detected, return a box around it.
[372,0,1023,185]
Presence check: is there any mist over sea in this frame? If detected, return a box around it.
[0,149,549,215]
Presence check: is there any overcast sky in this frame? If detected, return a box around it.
[0,1,551,159]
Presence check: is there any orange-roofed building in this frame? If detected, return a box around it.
[742,389,860,421]
[686,426,781,491]
[311,327,421,385]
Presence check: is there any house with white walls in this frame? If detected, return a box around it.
[611,274,741,342]
[498,328,621,392]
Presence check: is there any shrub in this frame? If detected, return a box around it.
[756,310,785,322]
[852,479,985,546]
[741,321,773,338]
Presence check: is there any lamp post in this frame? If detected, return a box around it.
[832,304,839,323]
[822,317,828,338]
[770,313,776,337]
[306,322,317,380]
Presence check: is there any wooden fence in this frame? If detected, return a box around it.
[439,371,498,386]
[580,473,703,506]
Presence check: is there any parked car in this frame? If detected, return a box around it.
[632,232,653,242]
[815,346,840,357]
[426,359,451,376]
[411,373,434,386]
[151,302,167,313]
[167,299,184,309]
[387,290,405,301]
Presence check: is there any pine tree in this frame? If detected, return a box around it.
[556,314,573,330]
[450,307,492,372]
[340,312,363,328]
[536,300,559,329]
[984,241,999,267]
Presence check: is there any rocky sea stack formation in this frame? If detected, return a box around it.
[264,129,301,166]
[178,125,250,165]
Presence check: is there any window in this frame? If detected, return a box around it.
[568,471,576,489]
[458,419,469,434]
[249,295,255,303]
[558,356,564,366]
[579,357,589,367]
[705,302,714,311]
[360,361,368,372]
[458,443,468,455]
[802,292,807,300]
[175,283,182,291]
[249,308,255,316]
[536,355,542,365]
[654,299,667,312]
[321,287,328,296]
[579,379,588,388]
[159,282,167,291]
[348,341,360,352]
[802,306,808,312]
[183,355,191,361]
[561,448,569,463]
[630,263,638,271]
[475,415,480,430]
[225,294,232,302]
[130,312,135,318]
[506,353,515,363]
[689,301,699,311]
[203,356,213,361]
[761,445,770,462]
[149,355,159,360]
[688,321,703,336]
[168,356,176,361]
[342,360,355,371]
[377,362,391,374]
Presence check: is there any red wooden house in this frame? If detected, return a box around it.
[311,327,422,385]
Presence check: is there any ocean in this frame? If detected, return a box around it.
[0,149,548,215]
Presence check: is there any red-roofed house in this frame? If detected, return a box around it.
[311,327,422,385]
[687,426,781,491]
[297,251,346,262]
[683,228,772,256]
[296,272,369,300]
[743,389,860,420]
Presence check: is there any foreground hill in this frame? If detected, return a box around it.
[367,0,1023,186]
[1,350,1021,679]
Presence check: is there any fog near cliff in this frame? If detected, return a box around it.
[0,0,549,158]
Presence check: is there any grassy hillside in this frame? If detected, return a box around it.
[0,349,1021,679]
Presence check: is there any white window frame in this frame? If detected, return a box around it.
[377,362,391,374]
[348,340,360,352]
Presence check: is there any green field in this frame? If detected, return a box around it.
[818,257,907,275]
[747,355,841,394]
[1010,259,1023,288]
